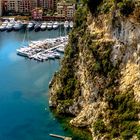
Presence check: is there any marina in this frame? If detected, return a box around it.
[0,25,92,140]
[17,36,68,62]
[0,19,74,32]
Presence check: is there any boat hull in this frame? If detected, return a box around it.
[14,25,24,31]
[34,28,40,32]
[47,27,52,30]
[17,51,28,57]
[7,28,13,32]
[41,27,47,31]
[14,27,22,31]
[27,26,34,31]
[53,26,58,30]
[0,28,6,31]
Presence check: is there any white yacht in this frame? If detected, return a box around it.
[47,21,53,30]
[34,23,41,32]
[56,45,65,53]
[17,49,29,57]
[69,21,74,28]
[6,22,14,31]
[53,21,59,29]
[27,22,34,30]
[0,21,8,31]
[40,53,48,60]
[47,53,55,59]
[41,22,47,30]
[64,21,69,28]
[53,52,60,58]
[13,21,23,31]
[57,48,64,53]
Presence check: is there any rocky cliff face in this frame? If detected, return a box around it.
[49,0,140,139]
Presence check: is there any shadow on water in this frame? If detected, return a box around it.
[51,109,92,140]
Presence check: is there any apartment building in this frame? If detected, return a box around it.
[3,0,37,14]
[31,0,38,8]
[20,0,38,14]
[47,0,55,10]
[37,0,56,10]
[57,1,75,19]
[1,0,58,16]
[37,0,46,8]
[6,0,21,12]
[19,0,31,14]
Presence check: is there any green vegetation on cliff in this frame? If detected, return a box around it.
[94,89,140,139]
[84,0,136,16]
[49,0,140,139]
[51,5,88,114]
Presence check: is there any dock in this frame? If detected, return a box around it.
[49,134,72,140]
[16,36,67,62]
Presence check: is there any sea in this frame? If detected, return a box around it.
[0,28,92,140]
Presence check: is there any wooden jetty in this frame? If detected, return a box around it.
[49,134,72,140]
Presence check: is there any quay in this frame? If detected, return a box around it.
[42,16,73,21]
[49,134,72,140]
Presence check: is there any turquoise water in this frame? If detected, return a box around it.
[0,29,70,140]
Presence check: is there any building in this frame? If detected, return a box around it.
[32,7,43,20]
[0,0,2,16]
[37,0,43,7]
[19,0,37,14]
[6,0,21,12]
[19,0,32,14]
[37,0,57,10]
[2,0,7,15]
[66,3,75,18]
[1,0,58,16]
[57,1,75,20]
[2,0,37,15]
[31,0,38,9]
[47,0,55,10]
[37,0,46,8]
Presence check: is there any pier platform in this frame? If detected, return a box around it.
[49,134,72,140]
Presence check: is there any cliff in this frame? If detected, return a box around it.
[49,0,140,139]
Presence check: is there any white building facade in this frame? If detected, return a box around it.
[3,0,37,14]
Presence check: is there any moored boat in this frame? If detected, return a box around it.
[34,23,41,32]
[6,22,15,32]
[53,52,60,58]
[27,22,34,31]
[47,53,55,59]
[41,22,47,31]
[53,21,59,30]
[64,21,69,28]
[0,21,8,31]
[16,49,29,57]
[13,21,23,31]
[69,21,74,28]
[56,46,65,53]
[47,21,53,30]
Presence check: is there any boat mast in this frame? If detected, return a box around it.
[26,28,30,45]
[21,29,27,47]
[59,22,61,37]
